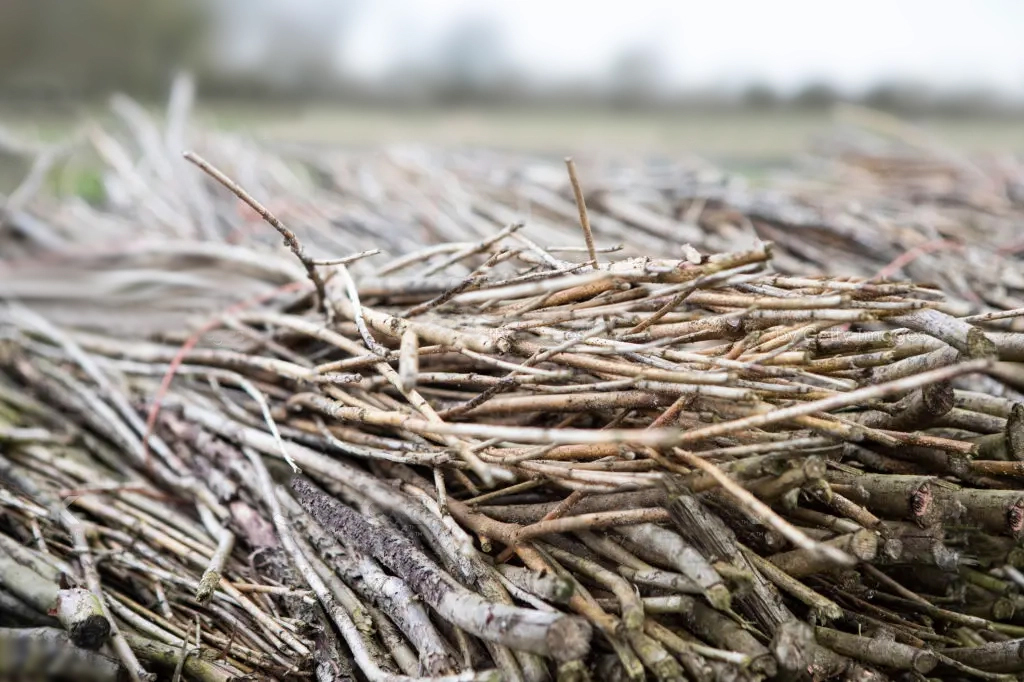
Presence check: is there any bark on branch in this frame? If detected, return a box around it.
[291,476,591,661]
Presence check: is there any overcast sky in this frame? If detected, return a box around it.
[332,0,1024,95]
[215,0,1024,97]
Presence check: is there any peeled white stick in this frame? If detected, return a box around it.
[399,328,419,393]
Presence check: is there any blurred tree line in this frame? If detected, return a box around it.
[0,0,1015,117]
[0,0,208,98]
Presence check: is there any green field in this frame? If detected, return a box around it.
[6,102,1024,156]
[2,104,1023,194]
[201,105,1024,161]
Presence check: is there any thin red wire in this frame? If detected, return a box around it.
[872,239,964,281]
[141,279,310,469]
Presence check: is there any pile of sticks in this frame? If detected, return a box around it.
[3,86,1024,681]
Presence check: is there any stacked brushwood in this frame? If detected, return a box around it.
[3,88,1024,681]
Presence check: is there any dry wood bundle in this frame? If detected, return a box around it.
[2,87,1024,681]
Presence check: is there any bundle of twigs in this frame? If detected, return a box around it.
[3,85,1024,681]
[3,85,1024,323]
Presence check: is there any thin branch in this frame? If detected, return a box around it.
[564,157,598,267]
[183,151,330,319]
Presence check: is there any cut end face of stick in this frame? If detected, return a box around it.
[544,612,594,663]
[815,544,858,568]
[54,588,110,650]
[194,570,220,605]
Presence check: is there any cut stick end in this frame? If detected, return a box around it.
[818,543,859,568]
[195,571,220,605]
[705,584,733,612]
[54,588,110,650]
[545,615,593,663]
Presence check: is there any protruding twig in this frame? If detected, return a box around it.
[183,151,330,318]
[564,158,598,267]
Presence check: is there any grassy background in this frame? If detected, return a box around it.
[203,106,1024,159]
[3,104,1023,197]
